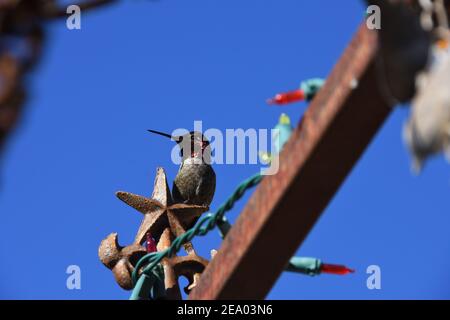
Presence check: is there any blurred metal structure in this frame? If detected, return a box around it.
[367,0,430,103]
[0,0,114,152]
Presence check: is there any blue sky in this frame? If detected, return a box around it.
[1,0,450,300]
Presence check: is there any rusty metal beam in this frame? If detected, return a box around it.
[189,25,393,300]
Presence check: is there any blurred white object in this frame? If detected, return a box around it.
[403,41,450,173]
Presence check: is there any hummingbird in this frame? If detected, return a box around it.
[148,129,216,207]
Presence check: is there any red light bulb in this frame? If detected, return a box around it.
[320,263,354,275]
[267,89,305,105]
[146,232,157,253]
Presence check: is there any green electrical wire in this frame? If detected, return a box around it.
[129,264,165,300]
[130,172,263,300]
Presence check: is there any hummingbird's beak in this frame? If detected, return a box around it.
[147,129,182,143]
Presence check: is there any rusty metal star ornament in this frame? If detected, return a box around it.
[98,167,211,299]
[116,167,208,247]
